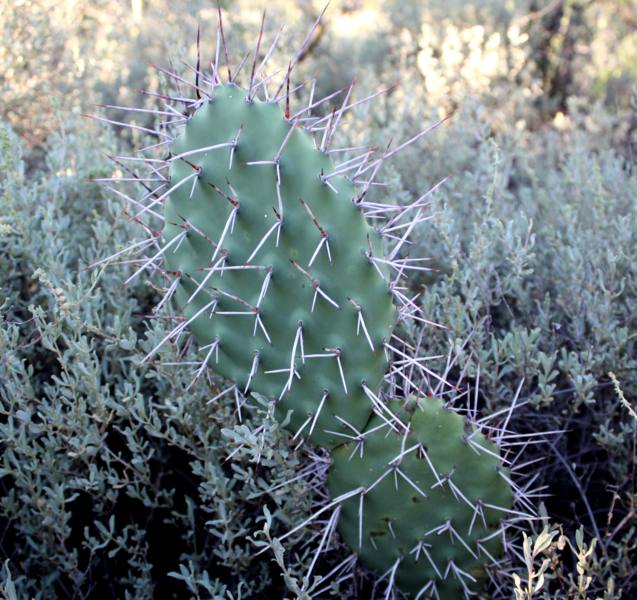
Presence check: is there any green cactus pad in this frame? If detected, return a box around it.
[162,85,396,447]
[327,397,515,599]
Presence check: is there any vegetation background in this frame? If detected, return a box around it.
[1,0,637,598]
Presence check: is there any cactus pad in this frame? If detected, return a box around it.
[161,85,396,447]
[327,397,515,599]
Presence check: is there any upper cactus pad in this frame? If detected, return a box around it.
[162,85,396,447]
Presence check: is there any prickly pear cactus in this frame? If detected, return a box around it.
[98,11,530,599]
[161,85,395,448]
[327,396,515,599]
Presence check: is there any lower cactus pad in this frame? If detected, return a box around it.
[327,396,515,599]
